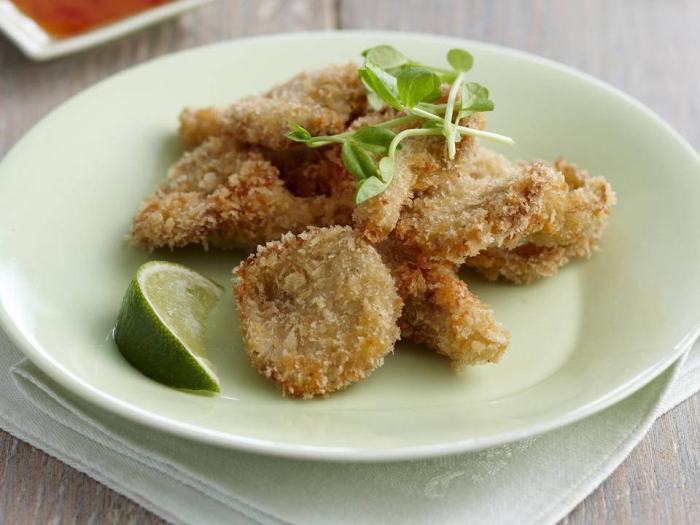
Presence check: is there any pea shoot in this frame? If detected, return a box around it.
[287,45,514,204]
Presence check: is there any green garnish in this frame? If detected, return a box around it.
[287,45,514,204]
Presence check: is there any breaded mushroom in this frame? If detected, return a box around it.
[394,159,568,263]
[176,64,368,151]
[464,243,583,285]
[233,226,402,398]
[463,154,616,283]
[353,113,484,243]
[131,138,355,251]
[380,240,509,369]
[178,107,225,150]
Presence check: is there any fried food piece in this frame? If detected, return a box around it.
[176,64,367,151]
[380,240,509,369]
[463,155,616,283]
[131,192,218,251]
[353,136,443,243]
[464,244,581,284]
[207,155,352,250]
[159,135,259,194]
[131,137,354,251]
[394,158,568,263]
[178,107,225,150]
[233,226,402,398]
[526,158,615,248]
[219,63,367,150]
[353,113,484,243]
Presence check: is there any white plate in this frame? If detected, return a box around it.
[0,0,211,61]
[1,32,699,461]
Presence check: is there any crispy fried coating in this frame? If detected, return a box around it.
[131,137,354,251]
[233,226,402,398]
[463,154,616,283]
[160,135,259,194]
[221,63,367,150]
[464,244,580,284]
[353,136,443,243]
[178,107,225,150]
[380,240,509,369]
[131,191,218,250]
[526,158,615,248]
[207,155,352,250]
[394,157,568,264]
[353,113,484,243]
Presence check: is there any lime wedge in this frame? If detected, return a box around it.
[114,261,222,392]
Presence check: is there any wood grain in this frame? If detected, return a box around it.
[1,0,699,523]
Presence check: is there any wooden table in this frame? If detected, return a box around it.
[1,1,699,523]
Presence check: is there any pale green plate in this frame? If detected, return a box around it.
[1,32,699,461]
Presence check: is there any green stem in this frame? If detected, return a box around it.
[306,135,348,148]
[444,72,465,159]
[375,114,421,129]
[408,106,444,123]
[388,128,443,159]
[416,102,447,112]
[456,126,515,145]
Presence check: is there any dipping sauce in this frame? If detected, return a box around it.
[12,0,172,37]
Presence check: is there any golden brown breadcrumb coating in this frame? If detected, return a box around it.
[131,138,355,251]
[353,136,442,243]
[353,113,484,243]
[176,64,367,151]
[131,191,218,250]
[160,135,259,194]
[207,155,352,250]
[380,240,509,369]
[178,107,225,150]
[233,226,402,398]
[527,157,615,248]
[464,244,581,284]
[463,153,616,283]
[395,158,567,263]
[222,63,367,150]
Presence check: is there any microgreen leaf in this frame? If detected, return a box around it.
[461,82,494,112]
[396,67,441,108]
[378,156,394,183]
[447,48,474,72]
[288,45,513,205]
[286,121,312,142]
[342,142,379,182]
[359,63,403,110]
[365,90,385,111]
[363,45,407,69]
[355,176,388,205]
[437,71,458,84]
[351,126,396,154]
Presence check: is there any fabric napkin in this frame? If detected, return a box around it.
[1,326,699,524]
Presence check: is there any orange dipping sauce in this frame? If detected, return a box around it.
[12,0,172,37]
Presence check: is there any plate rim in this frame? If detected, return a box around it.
[2,30,700,461]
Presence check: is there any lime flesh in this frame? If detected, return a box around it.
[114,261,223,392]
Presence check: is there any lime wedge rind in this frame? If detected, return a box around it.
[114,261,222,392]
